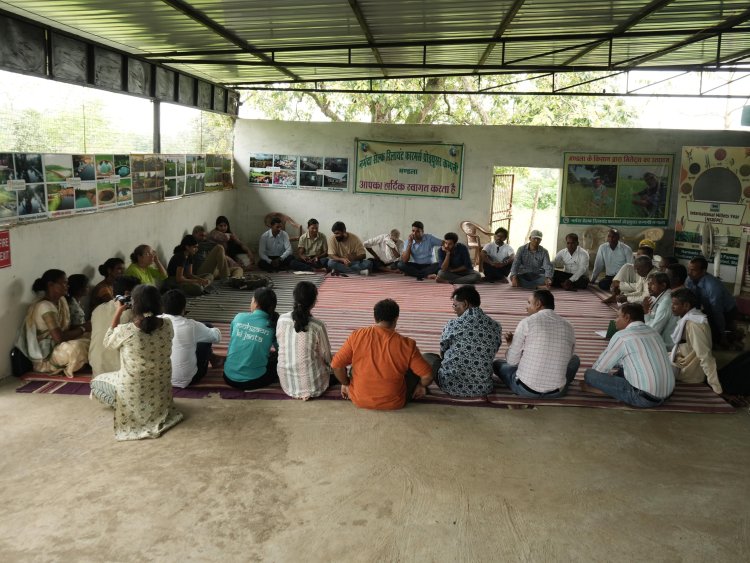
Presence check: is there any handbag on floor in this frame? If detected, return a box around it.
[10,346,33,377]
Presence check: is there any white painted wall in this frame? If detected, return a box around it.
[0,193,233,378]
[232,120,750,258]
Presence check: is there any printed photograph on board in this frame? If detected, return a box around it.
[72,154,96,181]
[17,184,46,218]
[116,178,133,207]
[96,180,117,209]
[564,164,617,218]
[43,154,73,183]
[0,185,18,221]
[15,152,44,183]
[0,153,16,184]
[47,182,75,217]
[95,155,115,179]
[75,180,98,212]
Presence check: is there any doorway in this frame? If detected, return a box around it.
[493,167,561,253]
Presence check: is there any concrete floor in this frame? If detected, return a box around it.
[1,377,749,562]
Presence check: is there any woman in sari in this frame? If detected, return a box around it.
[15,269,90,377]
[90,284,183,441]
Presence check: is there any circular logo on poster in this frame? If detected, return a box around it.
[692,167,742,203]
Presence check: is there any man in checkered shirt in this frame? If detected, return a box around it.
[493,289,580,397]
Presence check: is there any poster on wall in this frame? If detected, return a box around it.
[0,229,10,268]
[0,153,18,225]
[48,178,76,218]
[560,153,673,227]
[204,154,223,192]
[673,146,750,278]
[353,140,463,199]
[249,153,348,191]
[164,154,186,199]
[75,180,98,213]
[131,154,165,204]
[114,153,133,208]
[185,154,205,195]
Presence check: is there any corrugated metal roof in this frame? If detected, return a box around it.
[0,0,748,87]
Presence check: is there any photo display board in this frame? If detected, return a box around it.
[249,153,349,191]
[0,152,232,226]
[560,152,674,227]
[673,145,750,268]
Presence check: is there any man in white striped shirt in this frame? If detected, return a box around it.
[493,289,579,397]
[583,302,674,407]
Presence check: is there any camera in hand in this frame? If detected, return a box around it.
[115,295,131,304]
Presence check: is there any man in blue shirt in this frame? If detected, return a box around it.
[258,216,308,272]
[686,256,739,348]
[436,232,481,284]
[397,220,443,281]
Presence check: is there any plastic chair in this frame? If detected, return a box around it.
[460,221,493,269]
[264,212,303,242]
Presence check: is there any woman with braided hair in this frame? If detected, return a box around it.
[276,281,333,399]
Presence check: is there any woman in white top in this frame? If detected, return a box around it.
[276,281,332,399]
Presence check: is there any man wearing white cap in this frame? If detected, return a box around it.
[509,229,553,289]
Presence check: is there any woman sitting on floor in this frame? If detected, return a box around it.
[90,284,183,441]
[223,287,279,390]
[124,244,167,287]
[165,235,213,296]
[90,257,125,312]
[209,215,255,270]
[66,274,90,326]
[276,281,333,400]
[15,269,90,378]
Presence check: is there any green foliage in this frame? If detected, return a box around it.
[240,73,637,128]
[495,166,560,210]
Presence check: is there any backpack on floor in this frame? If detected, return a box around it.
[227,274,273,291]
[718,351,750,395]
[10,346,33,377]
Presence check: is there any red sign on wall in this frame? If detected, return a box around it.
[0,230,10,269]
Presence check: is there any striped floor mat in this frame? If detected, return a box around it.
[14,273,735,413]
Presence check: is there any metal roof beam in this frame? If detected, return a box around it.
[142,26,750,59]
[474,0,526,70]
[347,0,387,77]
[613,6,750,68]
[159,0,302,81]
[563,0,675,66]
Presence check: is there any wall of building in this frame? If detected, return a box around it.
[232,120,749,261]
[0,193,233,378]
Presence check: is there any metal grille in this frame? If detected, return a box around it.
[490,173,514,234]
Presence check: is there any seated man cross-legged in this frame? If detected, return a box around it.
[364,229,403,271]
[162,290,223,388]
[397,221,442,280]
[509,229,553,289]
[436,232,481,284]
[331,299,433,410]
[327,221,373,276]
[583,302,674,408]
[481,227,514,283]
[296,218,329,270]
[493,289,579,398]
[425,285,501,397]
[669,288,722,395]
[552,233,589,290]
[259,216,306,272]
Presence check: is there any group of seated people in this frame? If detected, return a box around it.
[13,217,746,440]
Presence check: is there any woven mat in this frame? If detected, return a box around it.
[15,273,735,413]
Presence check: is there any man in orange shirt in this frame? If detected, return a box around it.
[332,299,434,410]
